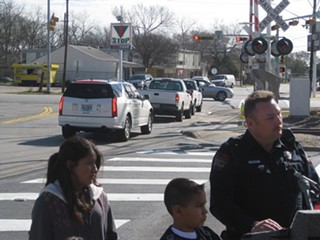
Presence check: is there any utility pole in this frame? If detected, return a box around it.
[46,0,51,94]
[62,0,69,93]
[309,0,317,97]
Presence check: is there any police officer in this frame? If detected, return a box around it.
[209,90,320,240]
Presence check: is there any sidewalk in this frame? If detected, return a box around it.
[0,85,62,94]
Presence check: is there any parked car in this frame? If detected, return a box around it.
[58,79,154,141]
[192,76,211,81]
[127,74,153,89]
[183,79,203,113]
[138,78,193,122]
[0,76,13,83]
[211,74,236,88]
[193,79,234,101]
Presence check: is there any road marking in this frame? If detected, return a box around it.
[108,157,213,163]
[0,219,129,231]
[136,150,214,156]
[0,107,54,124]
[316,164,320,177]
[22,178,208,185]
[100,166,210,172]
[0,193,165,201]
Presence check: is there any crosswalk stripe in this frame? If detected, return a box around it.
[100,166,210,172]
[22,178,208,185]
[108,157,212,163]
[316,164,320,177]
[0,219,129,231]
[0,193,165,201]
[136,150,215,156]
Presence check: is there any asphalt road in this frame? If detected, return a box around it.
[0,83,319,240]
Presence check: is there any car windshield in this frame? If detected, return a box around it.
[129,75,145,80]
[184,81,196,90]
[212,76,225,80]
[149,80,182,91]
[64,83,114,99]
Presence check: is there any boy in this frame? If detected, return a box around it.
[160,178,221,240]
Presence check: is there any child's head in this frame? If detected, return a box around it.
[164,178,208,231]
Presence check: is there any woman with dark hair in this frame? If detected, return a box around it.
[29,136,119,240]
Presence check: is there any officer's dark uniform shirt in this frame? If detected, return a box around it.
[209,129,319,240]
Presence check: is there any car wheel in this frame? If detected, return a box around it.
[176,110,183,122]
[141,112,153,134]
[118,116,131,141]
[62,126,76,139]
[191,102,196,115]
[216,91,227,101]
[184,103,192,119]
[196,101,202,112]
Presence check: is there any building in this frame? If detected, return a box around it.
[26,45,143,83]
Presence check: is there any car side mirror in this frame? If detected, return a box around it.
[143,94,150,100]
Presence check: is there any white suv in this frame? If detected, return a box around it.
[58,79,154,141]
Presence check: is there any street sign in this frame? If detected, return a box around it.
[308,34,320,51]
[259,0,290,32]
[110,23,132,49]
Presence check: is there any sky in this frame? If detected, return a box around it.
[14,0,318,54]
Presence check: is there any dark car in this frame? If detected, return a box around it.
[0,76,13,83]
[127,74,153,89]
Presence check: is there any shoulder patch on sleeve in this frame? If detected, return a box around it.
[213,152,230,171]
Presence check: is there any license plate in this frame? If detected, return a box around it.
[81,104,92,112]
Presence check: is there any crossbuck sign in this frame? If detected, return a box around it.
[259,0,290,32]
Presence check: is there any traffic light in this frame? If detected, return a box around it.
[289,20,299,26]
[193,35,214,41]
[49,14,59,31]
[236,37,248,42]
[280,55,285,64]
[306,19,316,25]
[279,67,286,73]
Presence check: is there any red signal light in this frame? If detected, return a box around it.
[236,37,248,42]
[279,67,286,73]
[193,35,200,41]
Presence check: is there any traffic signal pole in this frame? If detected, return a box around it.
[310,0,317,97]
[46,0,51,93]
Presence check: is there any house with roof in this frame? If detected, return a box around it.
[28,45,142,83]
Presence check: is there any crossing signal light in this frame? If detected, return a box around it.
[271,24,280,31]
[289,20,299,26]
[236,37,248,42]
[306,19,316,25]
[193,35,214,41]
[49,13,59,31]
[280,67,285,73]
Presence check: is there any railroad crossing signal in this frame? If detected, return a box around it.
[259,0,290,32]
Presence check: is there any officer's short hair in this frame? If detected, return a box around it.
[164,178,204,215]
[244,90,274,118]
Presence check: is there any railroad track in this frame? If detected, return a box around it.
[291,128,320,136]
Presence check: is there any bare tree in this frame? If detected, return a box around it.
[134,33,178,68]
[21,7,47,49]
[112,4,176,69]
[113,4,174,35]
[67,11,96,45]
[0,0,25,65]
